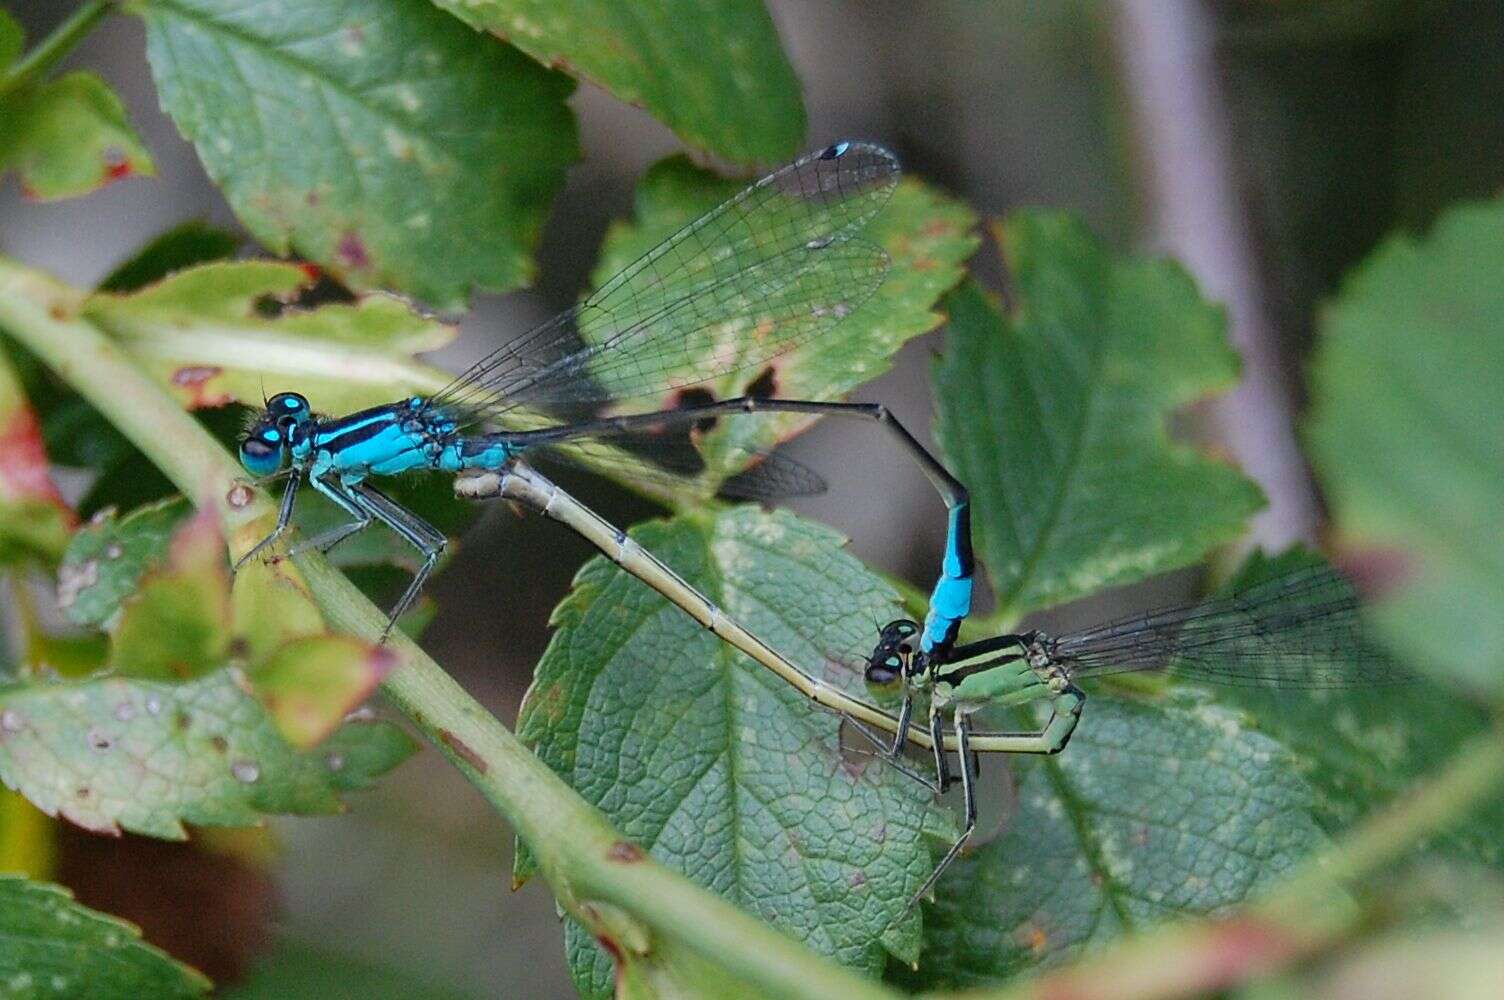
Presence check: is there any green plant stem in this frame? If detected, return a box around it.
[0,1,113,100]
[0,258,897,1000]
[953,724,1504,1000]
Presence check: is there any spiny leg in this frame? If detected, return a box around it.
[888,683,915,759]
[842,715,943,793]
[295,474,373,557]
[233,472,302,573]
[846,680,916,760]
[908,708,977,911]
[929,697,952,792]
[347,482,447,639]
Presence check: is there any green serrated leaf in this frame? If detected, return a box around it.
[135,0,579,307]
[98,221,242,293]
[1308,197,1504,695]
[59,497,192,628]
[0,670,414,838]
[0,71,155,201]
[935,215,1264,621]
[428,0,803,165]
[518,507,941,990]
[62,496,403,746]
[587,158,978,490]
[85,260,456,414]
[901,694,1329,989]
[0,876,209,998]
[111,508,232,681]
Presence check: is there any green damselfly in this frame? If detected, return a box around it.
[854,562,1411,907]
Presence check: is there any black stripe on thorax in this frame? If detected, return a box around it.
[314,406,403,453]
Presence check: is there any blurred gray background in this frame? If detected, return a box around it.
[4,1,1502,995]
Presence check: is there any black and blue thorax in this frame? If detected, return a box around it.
[295,397,517,481]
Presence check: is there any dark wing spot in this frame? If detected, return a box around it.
[745,366,778,399]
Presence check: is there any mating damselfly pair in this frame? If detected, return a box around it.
[235,140,1408,909]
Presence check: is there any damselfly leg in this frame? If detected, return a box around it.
[301,476,447,637]
[232,471,301,574]
[295,474,371,556]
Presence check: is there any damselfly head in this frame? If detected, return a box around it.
[238,417,288,477]
[864,619,920,687]
[238,392,310,477]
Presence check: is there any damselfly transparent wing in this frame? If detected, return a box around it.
[430,142,898,425]
[1051,564,1412,688]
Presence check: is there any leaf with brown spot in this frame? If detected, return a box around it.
[580,154,979,492]
[135,0,578,307]
[517,507,947,991]
[84,260,456,417]
[0,49,155,203]
[0,670,415,839]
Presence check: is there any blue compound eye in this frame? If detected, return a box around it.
[266,392,310,418]
[239,425,287,476]
[865,656,903,687]
[265,392,311,431]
